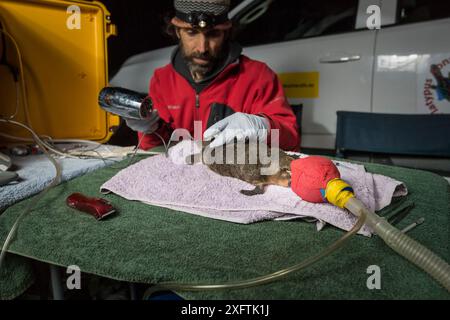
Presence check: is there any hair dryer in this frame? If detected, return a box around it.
[98,87,153,120]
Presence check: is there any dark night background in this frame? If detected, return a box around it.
[97,0,174,79]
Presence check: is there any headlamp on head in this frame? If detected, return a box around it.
[172,0,232,31]
[177,10,228,29]
[188,11,212,28]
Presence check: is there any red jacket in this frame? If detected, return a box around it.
[139,51,300,151]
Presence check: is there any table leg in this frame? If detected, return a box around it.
[49,265,64,300]
[129,283,138,300]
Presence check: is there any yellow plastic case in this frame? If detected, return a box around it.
[0,0,119,142]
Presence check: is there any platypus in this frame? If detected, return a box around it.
[187,140,297,196]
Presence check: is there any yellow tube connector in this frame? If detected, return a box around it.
[325,178,355,208]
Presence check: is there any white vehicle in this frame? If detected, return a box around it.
[110,0,450,151]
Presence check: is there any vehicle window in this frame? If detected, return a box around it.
[233,0,358,47]
[397,0,450,24]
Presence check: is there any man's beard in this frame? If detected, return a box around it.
[180,42,228,81]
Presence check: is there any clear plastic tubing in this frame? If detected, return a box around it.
[142,211,367,299]
[345,197,450,291]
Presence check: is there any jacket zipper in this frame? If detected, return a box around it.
[192,61,238,124]
[195,93,200,122]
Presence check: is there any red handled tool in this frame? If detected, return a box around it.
[66,193,116,220]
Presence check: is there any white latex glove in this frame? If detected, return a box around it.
[203,112,270,149]
[124,110,160,134]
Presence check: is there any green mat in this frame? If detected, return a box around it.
[0,156,449,300]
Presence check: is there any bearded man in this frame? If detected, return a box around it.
[124,0,300,151]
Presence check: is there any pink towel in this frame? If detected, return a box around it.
[101,141,407,237]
